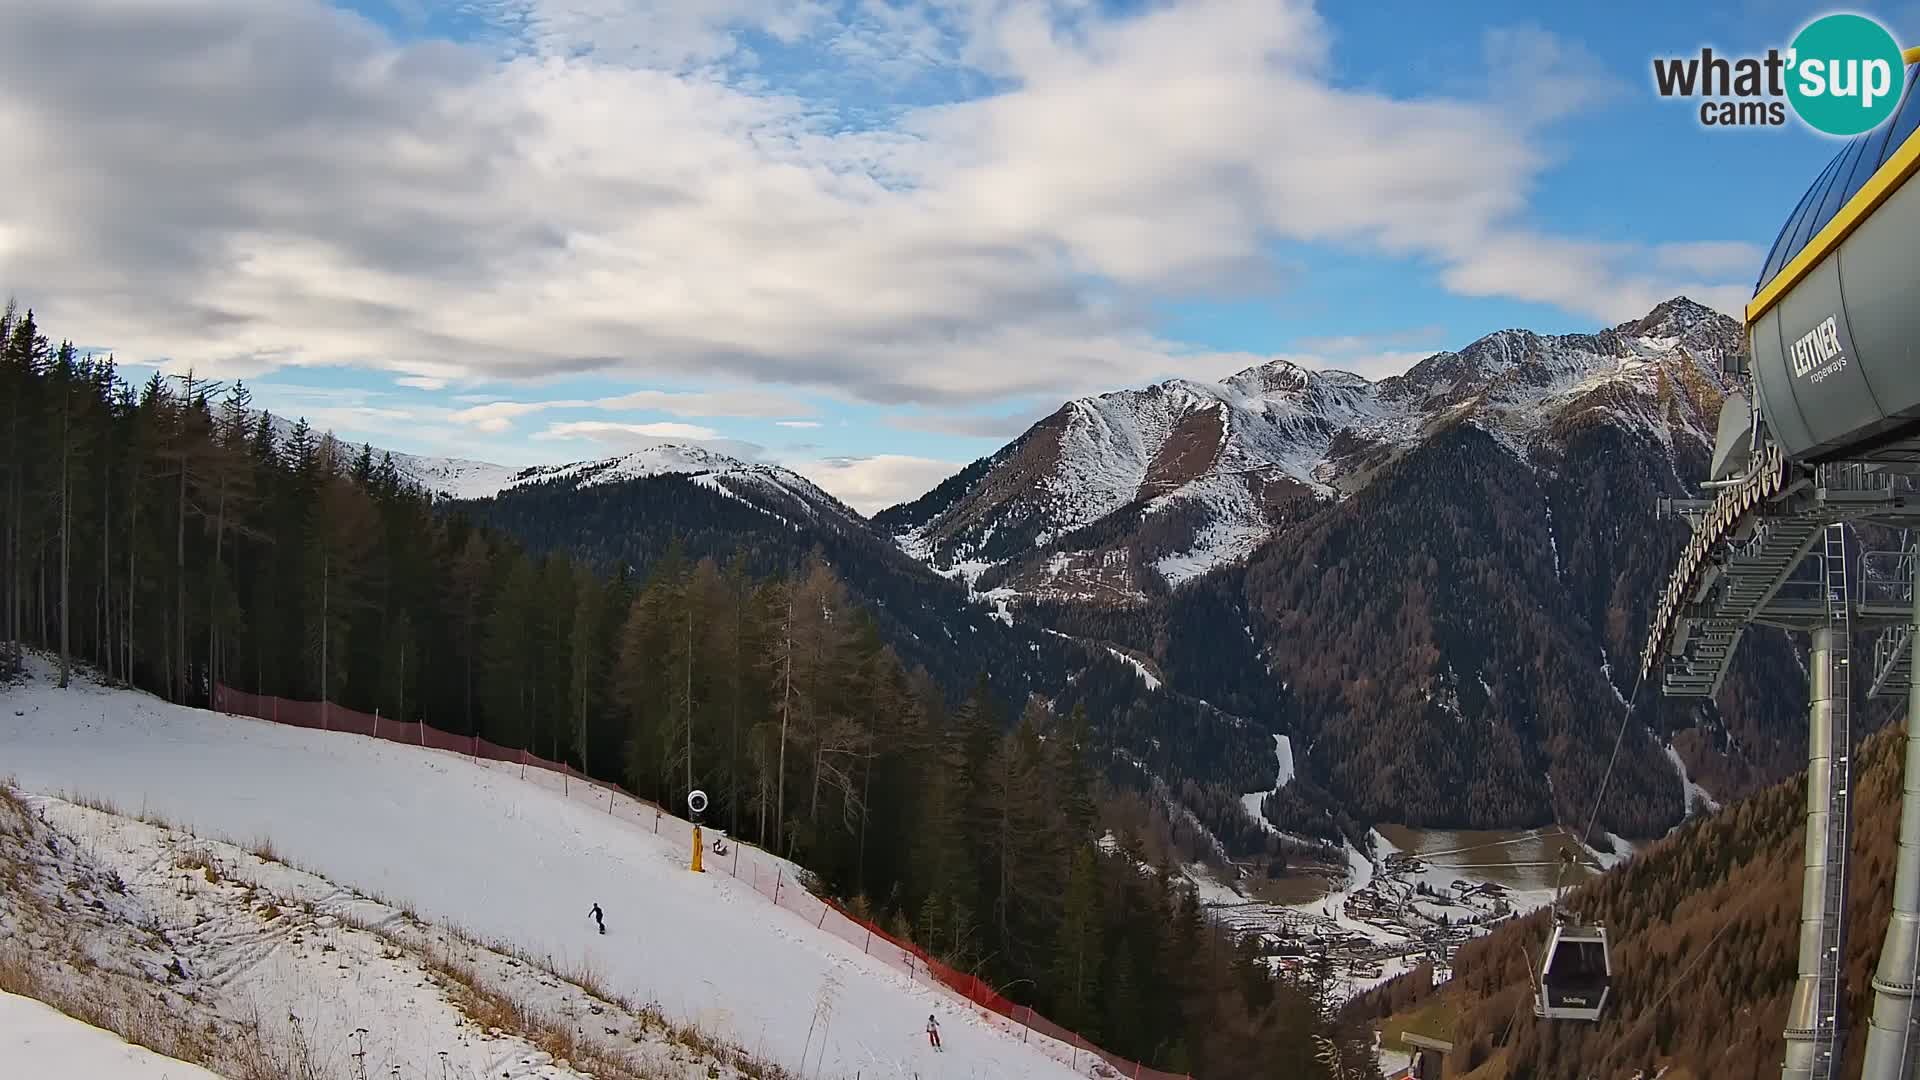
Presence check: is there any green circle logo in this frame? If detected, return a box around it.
[1786,14,1907,136]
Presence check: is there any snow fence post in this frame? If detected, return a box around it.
[774,867,782,905]
[373,708,379,741]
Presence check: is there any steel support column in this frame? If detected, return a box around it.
[1861,549,1920,1079]
[1784,622,1843,1080]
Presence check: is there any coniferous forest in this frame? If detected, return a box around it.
[0,304,1375,1078]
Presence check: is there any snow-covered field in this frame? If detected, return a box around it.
[1,990,223,1080]
[4,789,738,1080]
[0,662,1090,1080]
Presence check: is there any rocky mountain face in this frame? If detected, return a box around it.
[888,298,1807,836]
[878,297,1743,603]
[320,298,1803,843]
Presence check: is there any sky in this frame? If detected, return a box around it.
[3,0,1916,514]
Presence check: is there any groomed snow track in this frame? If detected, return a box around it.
[0,662,1157,1080]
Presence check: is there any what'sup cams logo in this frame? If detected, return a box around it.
[1653,12,1909,135]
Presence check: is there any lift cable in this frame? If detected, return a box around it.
[1585,914,1738,1080]
[1546,666,1647,924]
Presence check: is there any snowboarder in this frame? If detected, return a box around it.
[589,903,605,934]
[926,1014,941,1051]
[711,831,729,856]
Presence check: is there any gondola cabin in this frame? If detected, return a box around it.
[1534,925,1611,1023]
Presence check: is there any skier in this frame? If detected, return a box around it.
[926,1014,941,1051]
[712,830,729,856]
[589,902,605,934]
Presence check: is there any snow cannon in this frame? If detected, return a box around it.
[687,789,708,873]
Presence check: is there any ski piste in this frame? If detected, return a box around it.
[0,663,1097,1079]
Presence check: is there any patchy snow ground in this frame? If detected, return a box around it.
[1238,734,1295,832]
[1152,523,1271,586]
[0,661,1087,1080]
[6,792,733,1080]
[0,990,224,1080]
[1103,646,1161,691]
[1664,742,1721,817]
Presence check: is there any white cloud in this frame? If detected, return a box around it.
[1439,232,1750,320]
[1480,25,1626,125]
[447,401,546,433]
[0,0,1757,416]
[448,388,810,432]
[782,453,962,515]
[536,420,721,441]
[776,419,822,428]
[1653,241,1766,278]
[396,375,448,390]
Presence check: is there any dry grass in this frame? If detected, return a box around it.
[0,942,227,1069]
[173,847,222,886]
[7,783,799,1080]
[414,926,800,1080]
[64,790,123,818]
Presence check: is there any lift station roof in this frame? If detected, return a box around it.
[1746,57,1920,464]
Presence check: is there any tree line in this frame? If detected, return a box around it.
[0,303,1372,1078]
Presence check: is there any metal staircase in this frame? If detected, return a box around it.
[1869,534,1916,699]
[1871,625,1913,698]
[1662,515,1825,697]
[1812,522,1855,1080]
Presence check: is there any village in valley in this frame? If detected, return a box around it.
[1185,827,1605,1003]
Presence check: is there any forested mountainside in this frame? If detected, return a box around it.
[904,299,1807,837]
[1353,723,1914,1079]
[0,303,1377,1079]
[446,461,1299,859]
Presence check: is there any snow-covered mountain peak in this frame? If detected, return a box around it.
[1223,357,1318,397]
[884,299,1745,601]
[449,443,855,523]
[246,412,851,519]
[1620,295,1727,341]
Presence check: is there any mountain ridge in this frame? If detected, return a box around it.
[881,295,1735,603]
[267,297,1794,843]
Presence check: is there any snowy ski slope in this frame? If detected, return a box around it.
[0,991,224,1080]
[0,666,1089,1080]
